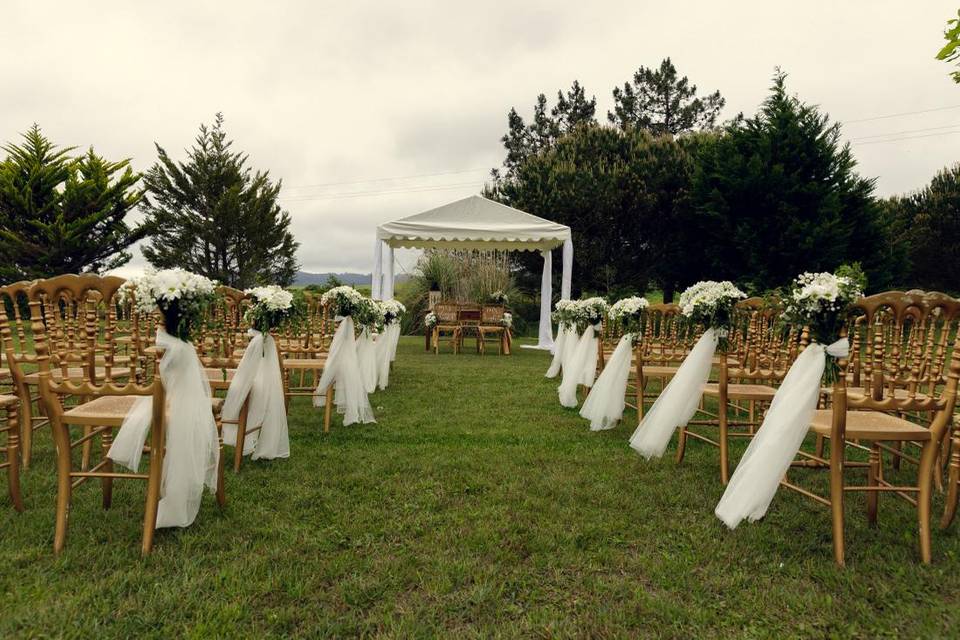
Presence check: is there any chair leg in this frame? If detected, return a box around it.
[234,400,250,473]
[918,443,937,564]
[81,425,93,471]
[719,406,729,485]
[141,440,164,556]
[18,386,33,470]
[216,416,226,508]
[52,423,73,554]
[675,425,687,464]
[942,430,960,529]
[101,428,114,510]
[323,387,333,433]
[866,444,880,525]
[829,438,846,567]
[6,404,23,512]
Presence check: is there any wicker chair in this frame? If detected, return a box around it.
[477,305,508,355]
[431,303,461,354]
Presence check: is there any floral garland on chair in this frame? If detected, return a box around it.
[678,280,746,351]
[120,268,217,342]
[608,296,649,345]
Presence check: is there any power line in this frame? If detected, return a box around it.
[283,167,489,190]
[279,181,483,202]
[851,129,960,146]
[843,104,960,124]
[849,122,960,141]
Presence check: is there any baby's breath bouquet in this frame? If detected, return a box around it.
[488,290,509,305]
[501,312,513,328]
[320,285,365,319]
[608,296,649,344]
[678,281,747,351]
[573,297,609,332]
[380,300,406,326]
[424,311,438,328]
[782,271,863,383]
[120,268,217,342]
[244,285,304,334]
[552,299,575,328]
[352,297,383,332]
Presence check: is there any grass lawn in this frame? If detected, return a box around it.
[3,336,960,637]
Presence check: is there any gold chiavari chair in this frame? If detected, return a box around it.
[635,303,690,418]
[432,302,461,354]
[198,286,254,472]
[477,304,508,355]
[679,298,799,484]
[784,291,960,565]
[280,295,331,422]
[0,280,47,469]
[29,274,225,554]
[1,394,23,511]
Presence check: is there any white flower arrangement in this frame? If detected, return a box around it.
[678,280,746,328]
[783,271,863,342]
[424,311,438,328]
[572,296,609,329]
[489,290,509,305]
[244,285,302,333]
[501,312,513,328]
[552,299,575,327]
[119,268,217,341]
[320,285,365,318]
[380,299,407,325]
[608,296,649,337]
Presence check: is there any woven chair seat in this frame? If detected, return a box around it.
[283,357,327,369]
[63,394,224,427]
[810,409,930,441]
[703,382,777,401]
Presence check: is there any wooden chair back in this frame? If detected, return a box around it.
[434,303,459,325]
[480,305,505,325]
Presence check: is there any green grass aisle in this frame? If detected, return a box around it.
[2,337,960,637]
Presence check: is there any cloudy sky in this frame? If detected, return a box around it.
[4,1,959,277]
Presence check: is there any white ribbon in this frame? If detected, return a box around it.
[545,325,570,378]
[313,317,376,426]
[357,326,378,394]
[629,329,718,458]
[221,329,290,460]
[388,322,401,363]
[715,338,849,529]
[580,333,633,431]
[558,324,598,408]
[108,329,219,529]
[375,324,395,390]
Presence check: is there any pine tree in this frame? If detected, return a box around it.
[691,72,897,291]
[608,58,725,134]
[0,125,145,283]
[141,114,299,288]
[493,81,597,180]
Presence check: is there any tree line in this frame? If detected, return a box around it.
[0,113,298,288]
[487,60,958,300]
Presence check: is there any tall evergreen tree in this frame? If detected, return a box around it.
[608,58,725,134]
[0,125,145,283]
[691,72,897,291]
[886,165,960,292]
[489,123,698,296]
[141,114,299,288]
[493,81,597,180]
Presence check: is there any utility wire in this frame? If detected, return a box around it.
[843,104,960,124]
[283,167,489,190]
[848,122,960,141]
[279,181,483,202]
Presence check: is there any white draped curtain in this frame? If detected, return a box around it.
[371,235,572,351]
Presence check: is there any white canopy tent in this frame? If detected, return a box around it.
[371,195,572,350]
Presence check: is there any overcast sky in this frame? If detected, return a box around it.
[4,1,959,277]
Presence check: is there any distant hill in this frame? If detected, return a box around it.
[294,271,370,286]
[293,271,411,287]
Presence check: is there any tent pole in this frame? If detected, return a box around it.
[537,249,554,350]
[371,238,383,300]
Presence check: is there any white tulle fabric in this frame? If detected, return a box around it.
[221,330,290,460]
[545,325,570,378]
[629,329,718,458]
[313,317,376,425]
[387,322,401,362]
[715,339,849,529]
[357,327,378,394]
[580,334,633,431]
[375,324,397,390]
[108,329,219,529]
[558,324,598,408]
